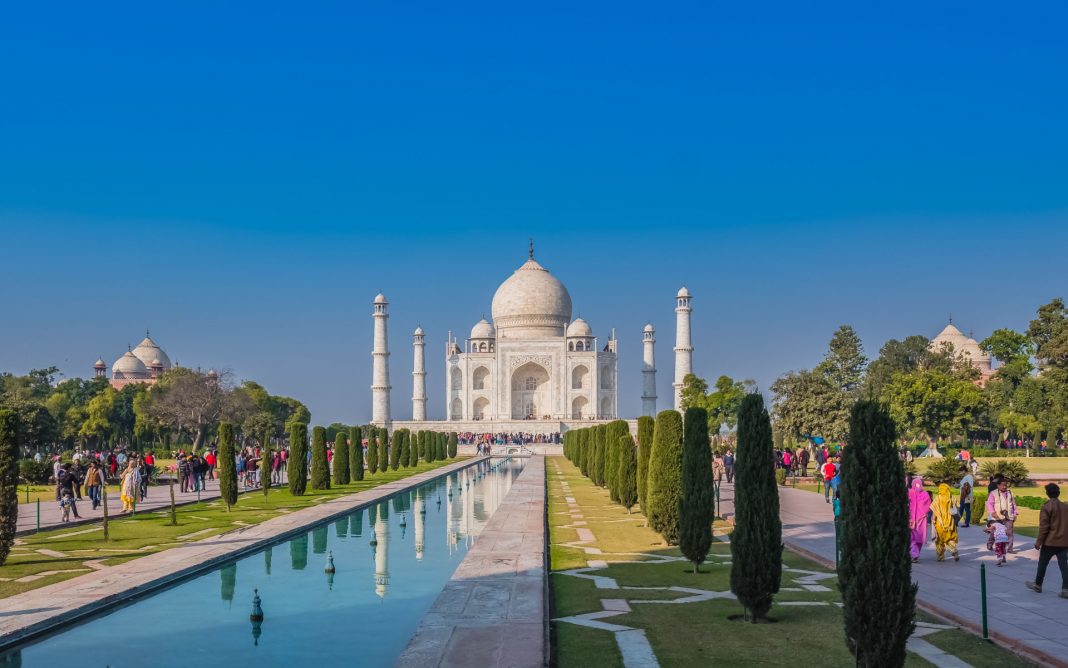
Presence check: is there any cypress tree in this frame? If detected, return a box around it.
[439,432,447,461]
[840,401,915,667]
[366,426,379,475]
[679,407,714,572]
[333,430,350,485]
[592,425,607,487]
[310,426,330,490]
[288,422,308,495]
[399,430,411,468]
[636,415,655,516]
[578,429,590,478]
[448,432,458,458]
[350,426,364,481]
[606,420,630,503]
[646,410,683,544]
[0,409,18,566]
[389,429,402,471]
[617,435,638,513]
[378,428,389,472]
[729,394,782,622]
[217,422,239,511]
[417,431,426,460]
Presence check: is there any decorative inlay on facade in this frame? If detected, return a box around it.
[508,354,553,370]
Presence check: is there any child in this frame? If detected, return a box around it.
[991,519,1010,565]
[59,489,74,522]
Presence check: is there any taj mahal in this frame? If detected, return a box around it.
[372,245,694,433]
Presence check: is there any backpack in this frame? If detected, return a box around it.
[961,482,971,499]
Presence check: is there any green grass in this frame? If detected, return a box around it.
[0,458,466,599]
[546,456,1033,668]
[912,457,1068,475]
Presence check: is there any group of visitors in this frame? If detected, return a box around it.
[456,432,561,446]
[711,450,735,484]
[51,451,156,520]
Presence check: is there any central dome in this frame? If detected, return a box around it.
[491,257,572,339]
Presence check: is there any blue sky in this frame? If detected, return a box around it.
[1,1,1066,424]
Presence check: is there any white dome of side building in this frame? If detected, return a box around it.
[930,321,993,384]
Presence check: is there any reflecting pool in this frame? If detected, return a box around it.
[3,458,524,667]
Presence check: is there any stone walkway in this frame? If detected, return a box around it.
[0,459,481,650]
[719,482,1067,668]
[396,456,546,668]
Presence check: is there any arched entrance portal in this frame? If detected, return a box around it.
[511,362,550,419]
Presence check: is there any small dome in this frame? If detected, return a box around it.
[94,358,106,367]
[414,326,424,336]
[470,319,496,339]
[930,322,991,368]
[566,318,593,338]
[643,323,654,332]
[677,287,691,298]
[112,351,148,377]
[374,293,387,304]
[207,368,219,378]
[151,358,163,367]
[132,335,172,370]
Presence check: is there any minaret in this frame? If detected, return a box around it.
[642,324,657,416]
[412,326,427,421]
[673,287,693,411]
[371,293,391,425]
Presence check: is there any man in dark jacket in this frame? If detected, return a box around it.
[1026,483,1068,597]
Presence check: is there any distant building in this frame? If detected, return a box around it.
[929,320,993,384]
[94,331,174,389]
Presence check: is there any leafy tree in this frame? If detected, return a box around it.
[771,369,852,441]
[448,432,457,459]
[333,430,350,485]
[0,409,18,566]
[1028,298,1068,371]
[864,335,935,398]
[679,407,714,572]
[261,428,272,496]
[310,426,330,490]
[636,415,654,515]
[882,369,984,443]
[287,422,308,496]
[367,427,379,474]
[217,422,239,511]
[350,426,364,481]
[678,373,750,435]
[839,401,915,667]
[817,325,868,394]
[679,374,710,411]
[730,394,782,622]
[646,410,683,544]
[981,329,1033,369]
[617,435,638,513]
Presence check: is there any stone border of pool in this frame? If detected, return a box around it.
[396,455,547,668]
[0,457,488,652]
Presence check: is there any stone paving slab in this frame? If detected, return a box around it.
[396,456,546,668]
[0,458,483,650]
[719,482,1068,668]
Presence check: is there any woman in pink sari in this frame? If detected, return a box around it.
[908,478,932,562]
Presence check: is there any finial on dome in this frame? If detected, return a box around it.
[146,328,150,338]
[529,238,534,260]
[948,313,953,324]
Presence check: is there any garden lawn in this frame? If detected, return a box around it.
[0,458,465,599]
[547,456,1033,668]
[912,457,1068,475]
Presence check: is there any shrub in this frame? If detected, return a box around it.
[448,432,458,459]
[980,459,1030,485]
[972,491,988,523]
[18,459,51,484]
[389,429,403,471]
[333,431,350,485]
[217,422,238,511]
[636,416,654,515]
[730,394,782,622]
[646,410,683,544]
[310,426,330,490]
[288,423,308,495]
[775,468,787,486]
[366,427,379,475]
[839,401,915,667]
[679,407,713,572]
[0,409,18,566]
[605,420,630,503]
[350,426,364,481]
[618,436,638,513]
[922,458,965,486]
[378,428,389,471]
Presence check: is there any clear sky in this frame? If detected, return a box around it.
[1,1,1066,424]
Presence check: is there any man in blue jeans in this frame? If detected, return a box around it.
[957,466,975,528]
[1026,483,1068,597]
[821,459,837,503]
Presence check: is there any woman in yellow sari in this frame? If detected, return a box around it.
[931,483,959,562]
[119,459,141,513]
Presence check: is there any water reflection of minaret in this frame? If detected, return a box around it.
[446,474,461,554]
[414,492,425,561]
[374,506,390,598]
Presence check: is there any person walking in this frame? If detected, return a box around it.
[1025,483,1068,597]
[821,457,837,503]
[908,478,932,563]
[958,467,975,528]
[84,460,104,510]
[712,452,725,485]
[986,478,1018,553]
[119,460,141,513]
[931,484,960,562]
[723,450,735,483]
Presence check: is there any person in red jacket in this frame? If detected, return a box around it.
[822,459,837,503]
[205,450,217,479]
